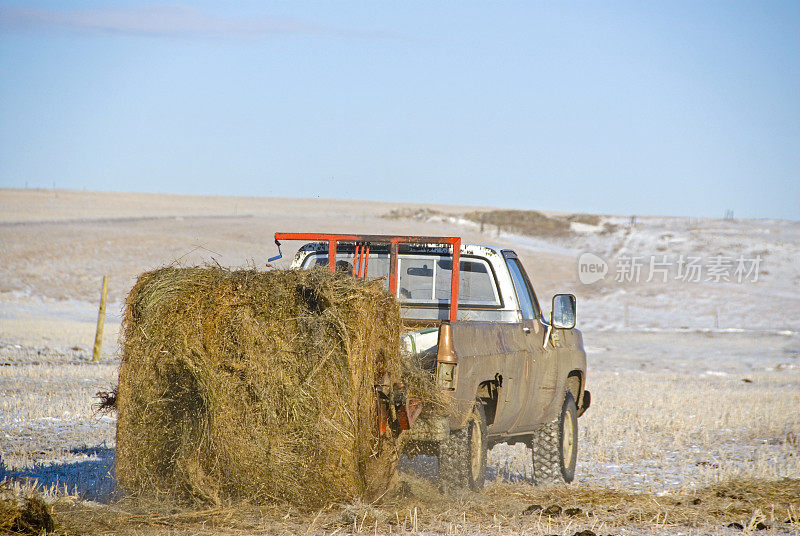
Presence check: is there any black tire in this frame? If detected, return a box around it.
[531,391,578,484]
[438,401,488,493]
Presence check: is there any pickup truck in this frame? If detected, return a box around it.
[275,233,590,492]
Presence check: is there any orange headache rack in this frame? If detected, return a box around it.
[273,233,462,323]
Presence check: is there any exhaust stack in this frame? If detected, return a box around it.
[436,322,457,390]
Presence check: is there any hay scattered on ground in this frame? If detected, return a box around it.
[117,266,440,509]
[50,478,800,535]
[0,482,54,535]
[498,477,800,527]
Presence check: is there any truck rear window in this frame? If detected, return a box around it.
[301,253,500,307]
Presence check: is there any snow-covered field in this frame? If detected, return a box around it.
[392,207,800,333]
[490,330,800,491]
[0,189,798,534]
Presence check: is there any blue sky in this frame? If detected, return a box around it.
[1,1,798,219]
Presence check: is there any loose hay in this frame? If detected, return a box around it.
[51,478,800,535]
[93,387,117,414]
[0,482,54,535]
[117,266,434,508]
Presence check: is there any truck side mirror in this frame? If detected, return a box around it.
[551,294,576,329]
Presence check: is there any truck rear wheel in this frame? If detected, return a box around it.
[438,401,487,493]
[531,392,578,484]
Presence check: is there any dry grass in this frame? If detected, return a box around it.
[46,477,799,535]
[579,370,800,487]
[0,353,117,481]
[2,191,798,533]
[0,480,54,534]
[486,372,800,493]
[382,207,446,221]
[383,208,613,239]
[0,362,117,423]
[3,329,798,533]
[463,209,573,237]
[463,210,615,238]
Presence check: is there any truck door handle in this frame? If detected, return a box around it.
[522,326,531,334]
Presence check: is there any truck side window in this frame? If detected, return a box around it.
[506,258,540,320]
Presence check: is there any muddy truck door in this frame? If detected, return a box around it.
[475,251,539,433]
[501,251,560,433]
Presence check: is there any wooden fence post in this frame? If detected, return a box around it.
[93,276,108,362]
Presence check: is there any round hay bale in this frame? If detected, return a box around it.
[116,267,405,508]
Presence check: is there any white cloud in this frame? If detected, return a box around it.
[0,5,397,40]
